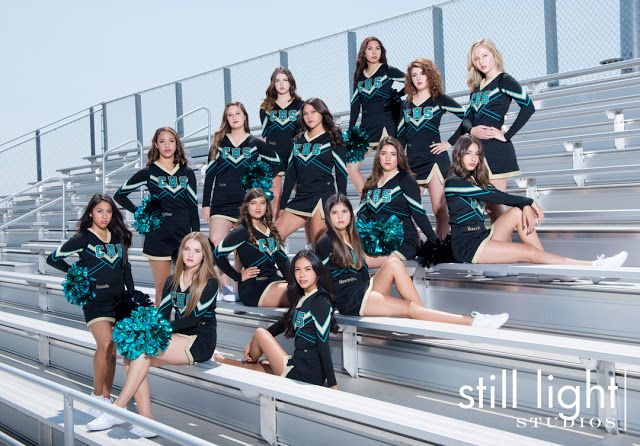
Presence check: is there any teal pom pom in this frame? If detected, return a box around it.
[241,160,274,200]
[356,215,404,256]
[133,195,163,235]
[112,307,172,360]
[343,126,369,163]
[62,262,96,307]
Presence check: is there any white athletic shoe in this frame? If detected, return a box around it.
[592,251,628,268]
[87,393,104,418]
[86,412,124,431]
[471,312,509,329]
[129,424,158,438]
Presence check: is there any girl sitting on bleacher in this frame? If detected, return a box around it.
[86,232,218,438]
[216,250,339,389]
[316,194,508,328]
[445,135,628,267]
[214,188,290,307]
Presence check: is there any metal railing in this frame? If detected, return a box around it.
[176,107,211,152]
[0,362,216,446]
[0,177,67,239]
[102,139,143,193]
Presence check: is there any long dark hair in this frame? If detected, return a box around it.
[282,250,338,338]
[297,98,343,150]
[448,135,491,188]
[237,188,282,245]
[362,136,413,198]
[146,127,188,167]
[261,67,302,112]
[77,194,132,267]
[324,194,365,270]
[210,102,251,161]
[353,37,388,88]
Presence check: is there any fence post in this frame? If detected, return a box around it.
[175,82,184,137]
[347,31,357,97]
[89,106,96,157]
[35,129,42,182]
[223,68,232,104]
[279,51,288,68]
[135,94,143,145]
[620,0,640,66]
[544,0,559,84]
[101,102,108,152]
[432,7,445,87]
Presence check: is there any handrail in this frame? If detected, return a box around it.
[102,139,143,193]
[0,362,216,446]
[0,177,66,207]
[103,158,141,186]
[176,107,211,152]
[0,197,62,231]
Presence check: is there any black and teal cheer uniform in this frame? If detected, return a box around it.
[159,275,217,363]
[461,73,535,179]
[260,98,303,174]
[445,175,533,263]
[397,95,465,185]
[266,289,337,387]
[214,224,290,306]
[47,229,134,326]
[358,171,437,260]
[202,134,280,222]
[349,64,405,145]
[315,234,372,316]
[280,131,348,218]
[115,162,200,261]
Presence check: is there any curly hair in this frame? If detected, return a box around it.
[404,58,444,101]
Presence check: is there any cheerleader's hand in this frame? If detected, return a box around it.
[521,206,537,235]
[430,141,451,154]
[242,343,255,363]
[490,127,507,142]
[470,125,494,139]
[241,266,260,281]
[202,206,210,220]
[531,202,545,225]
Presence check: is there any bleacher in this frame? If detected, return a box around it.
[0,56,639,445]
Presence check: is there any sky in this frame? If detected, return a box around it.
[0,1,441,142]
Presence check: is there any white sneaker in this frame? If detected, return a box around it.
[86,412,124,431]
[87,393,104,418]
[471,312,509,329]
[592,251,628,268]
[129,424,158,438]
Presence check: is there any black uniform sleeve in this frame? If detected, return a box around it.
[388,66,405,84]
[257,139,281,177]
[280,153,297,210]
[400,173,437,242]
[315,234,332,265]
[266,317,286,337]
[349,85,362,130]
[123,261,135,292]
[260,108,269,138]
[332,143,348,196]
[500,74,535,141]
[274,246,290,280]
[157,276,174,321]
[114,168,150,213]
[396,101,409,147]
[46,232,88,273]
[213,225,247,282]
[171,278,218,332]
[202,152,218,209]
[460,91,476,135]
[438,94,467,145]
[186,168,200,232]
[445,176,534,208]
[311,293,337,388]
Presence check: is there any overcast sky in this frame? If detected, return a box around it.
[0,1,441,141]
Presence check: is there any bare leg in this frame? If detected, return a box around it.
[271,175,283,221]
[258,282,288,307]
[103,344,116,398]
[365,254,394,269]
[307,212,327,247]
[476,240,591,265]
[123,360,153,418]
[427,179,449,240]
[491,207,543,250]
[148,260,172,306]
[347,162,365,197]
[486,178,507,222]
[209,217,235,290]
[363,291,472,324]
[275,211,307,240]
[218,328,288,375]
[370,256,423,306]
[89,321,115,398]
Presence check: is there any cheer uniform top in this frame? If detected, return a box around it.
[280,131,348,218]
[213,223,290,307]
[115,162,200,261]
[267,289,337,387]
[315,234,372,316]
[445,175,533,263]
[461,73,535,179]
[202,134,280,222]
[358,171,437,260]
[159,275,218,363]
[350,64,405,145]
[47,229,134,326]
[397,94,466,184]
[260,98,303,174]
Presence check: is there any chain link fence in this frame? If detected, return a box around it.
[0,0,637,196]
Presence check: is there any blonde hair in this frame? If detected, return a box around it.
[466,38,505,91]
[171,232,218,316]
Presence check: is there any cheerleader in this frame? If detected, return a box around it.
[356,136,437,268]
[202,102,280,298]
[347,36,405,193]
[316,194,509,328]
[446,135,628,267]
[114,127,199,305]
[214,188,289,307]
[461,38,535,221]
[397,58,466,239]
[46,194,133,416]
[276,98,348,247]
[260,67,303,218]
[216,250,338,389]
[86,232,218,437]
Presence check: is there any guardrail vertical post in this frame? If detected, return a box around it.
[347,31,357,97]
[432,7,445,86]
[61,179,67,239]
[63,393,74,446]
[544,0,559,86]
[342,326,358,378]
[89,106,96,157]
[259,394,277,445]
[175,82,184,137]
[135,94,144,145]
[279,50,288,68]
[35,129,42,182]
[223,68,232,104]
[101,102,108,153]
[620,0,640,71]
